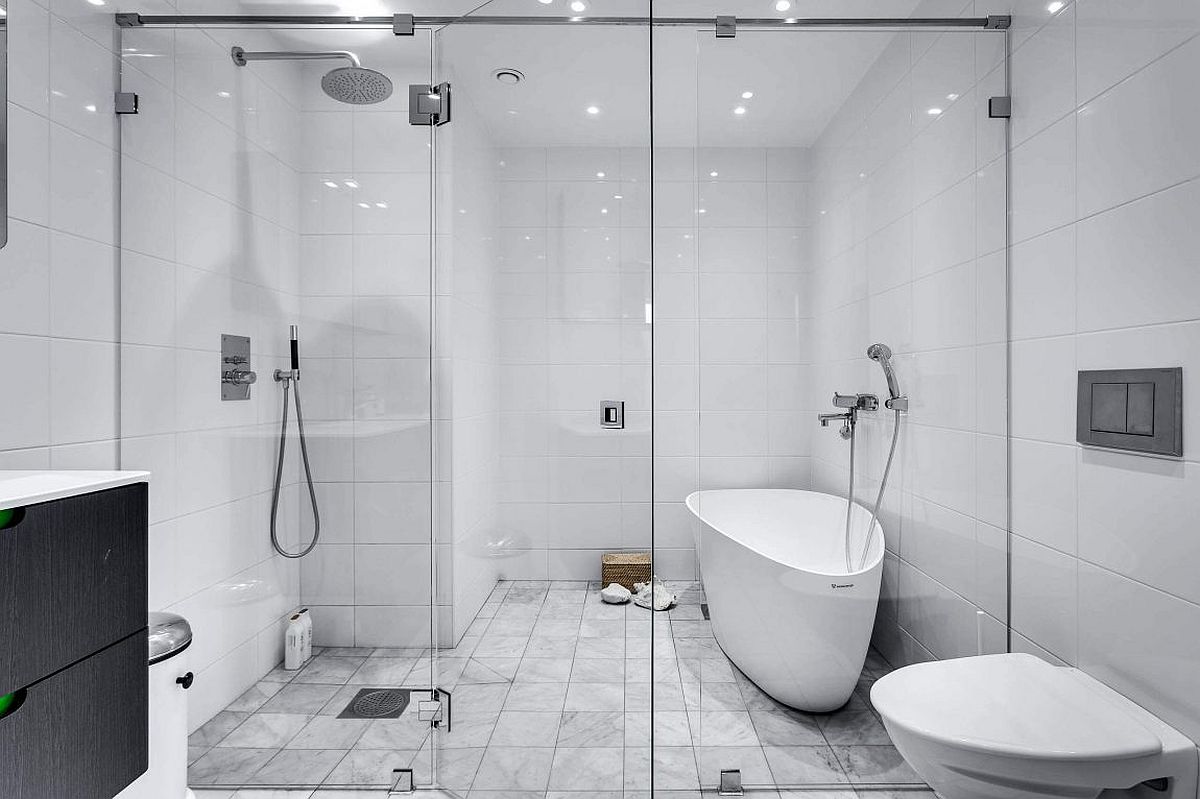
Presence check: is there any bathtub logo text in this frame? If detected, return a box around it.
[831,583,855,589]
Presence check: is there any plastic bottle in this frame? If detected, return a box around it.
[298,607,313,662]
[284,614,305,670]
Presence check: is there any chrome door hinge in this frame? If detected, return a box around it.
[115,92,139,115]
[417,688,451,729]
[409,82,451,126]
[718,769,744,796]
[715,15,736,38]
[989,96,1012,119]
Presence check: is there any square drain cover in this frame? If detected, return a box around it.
[337,687,411,719]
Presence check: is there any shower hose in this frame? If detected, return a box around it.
[844,408,902,573]
[269,376,321,559]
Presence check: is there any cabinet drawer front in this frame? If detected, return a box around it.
[0,484,148,693]
[0,632,148,799]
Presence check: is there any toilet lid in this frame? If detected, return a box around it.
[871,654,1162,761]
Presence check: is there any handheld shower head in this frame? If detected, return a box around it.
[867,343,902,400]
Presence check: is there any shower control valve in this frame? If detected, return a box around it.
[222,368,257,386]
[832,392,879,412]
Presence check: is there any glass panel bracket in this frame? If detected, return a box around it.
[718,769,744,796]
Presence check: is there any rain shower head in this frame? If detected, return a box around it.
[231,46,394,106]
[867,343,902,400]
[320,66,394,105]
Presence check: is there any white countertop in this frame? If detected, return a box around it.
[0,471,151,508]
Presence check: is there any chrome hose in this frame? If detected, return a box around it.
[269,376,320,559]
[857,409,902,572]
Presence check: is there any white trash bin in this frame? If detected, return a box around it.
[118,613,195,799]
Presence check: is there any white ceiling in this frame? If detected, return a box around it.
[164,0,930,147]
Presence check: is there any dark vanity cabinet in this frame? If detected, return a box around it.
[0,483,149,799]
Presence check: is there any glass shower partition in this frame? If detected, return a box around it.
[651,17,1011,794]
[118,17,442,792]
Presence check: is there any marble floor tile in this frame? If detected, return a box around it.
[832,745,923,785]
[762,745,849,785]
[260,685,342,715]
[248,749,345,785]
[227,682,287,713]
[323,749,416,786]
[354,716,430,750]
[818,710,893,745]
[557,710,626,748]
[285,716,371,750]
[190,711,251,748]
[749,710,825,746]
[473,746,556,791]
[503,681,569,712]
[546,746,624,791]
[293,657,367,685]
[218,714,311,749]
[490,710,562,747]
[696,744,773,785]
[190,748,277,785]
[689,711,760,747]
[347,657,416,686]
[565,681,625,711]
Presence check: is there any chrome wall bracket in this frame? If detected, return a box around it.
[715,15,736,38]
[115,92,139,115]
[989,96,1012,119]
[409,82,450,126]
[392,13,414,35]
[984,14,1012,29]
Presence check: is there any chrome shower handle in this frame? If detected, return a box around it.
[222,368,257,386]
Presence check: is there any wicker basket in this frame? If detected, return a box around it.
[601,552,651,591]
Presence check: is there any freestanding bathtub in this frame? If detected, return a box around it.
[685,489,885,712]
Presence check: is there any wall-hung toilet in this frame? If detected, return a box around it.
[871,654,1199,799]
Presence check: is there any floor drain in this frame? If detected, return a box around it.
[338,688,411,719]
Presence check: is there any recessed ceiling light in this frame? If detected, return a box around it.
[775,0,791,10]
[613,194,623,199]
[586,105,600,115]
[323,180,338,189]
[710,171,719,177]
[538,0,553,4]
[733,105,747,115]
[1046,1,1064,13]
[344,179,360,188]
[357,202,371,209]
[741,91,754,99]
[87,0,105,5]
[927,107,943,116]
[596,171,606,178]
[570,0,586,11]
[600,208,609,214]
[375,202,389,209]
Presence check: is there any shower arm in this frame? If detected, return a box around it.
[231,47,361,68]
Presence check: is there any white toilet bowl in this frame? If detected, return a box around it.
[871,654,1199,799]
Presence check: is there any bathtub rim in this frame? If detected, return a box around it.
[685,488,886,579]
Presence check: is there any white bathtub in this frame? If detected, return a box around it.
[685,489,885,712]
